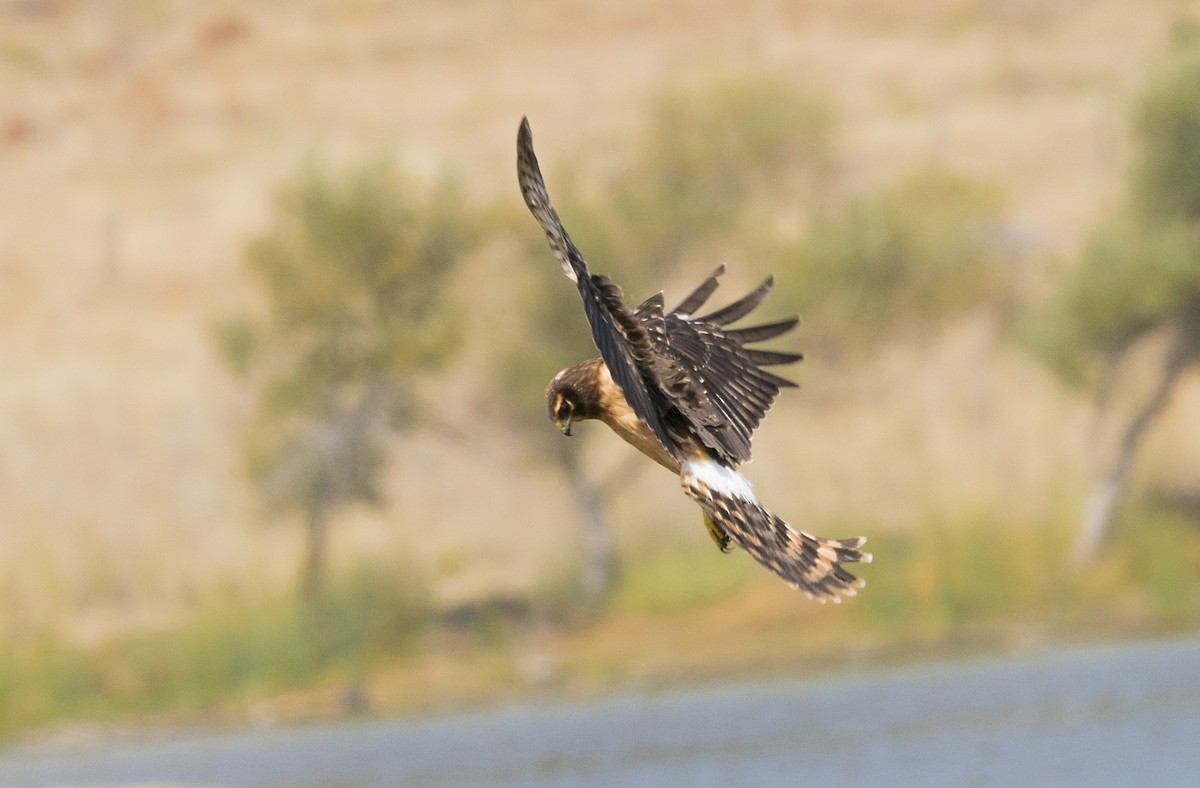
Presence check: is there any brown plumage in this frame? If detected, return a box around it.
[520,117,870,602]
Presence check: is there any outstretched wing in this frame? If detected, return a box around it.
[634,265,803,466]
[517,117,680,461]
[681,459,870,602]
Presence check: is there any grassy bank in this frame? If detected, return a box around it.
[4,503,1197,741]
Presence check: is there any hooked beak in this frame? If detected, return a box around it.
[555,416,573,437]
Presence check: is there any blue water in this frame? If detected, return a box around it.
[2,636,1199,787]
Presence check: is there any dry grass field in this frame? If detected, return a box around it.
[1,0,1199,689]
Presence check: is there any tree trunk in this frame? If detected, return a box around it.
[554,441,617,609]
[1072,329,1194,564]
[301,483,330,602]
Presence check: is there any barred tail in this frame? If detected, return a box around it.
[681,460,871,603]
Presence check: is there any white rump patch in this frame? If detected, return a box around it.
[682,459,757,502]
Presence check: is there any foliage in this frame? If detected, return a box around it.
[1025,28,1200,387]
[215,162,478,594]
[1116,504,1200,623]
[1024,217,1200,386]
[608,76,837,278]
[777,168,1009,354]
[0,566,431,738]
[1020,22,1200,562]
[1133,43,1200,224]
[610,544,754,617]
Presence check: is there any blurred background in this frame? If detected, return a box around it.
[1,0,1199,740]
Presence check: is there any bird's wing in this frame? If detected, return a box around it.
[681,458,870,602]
[517,117,679,461]
[635,265,803,466]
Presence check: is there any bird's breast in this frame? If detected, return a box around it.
[595,362,681,473]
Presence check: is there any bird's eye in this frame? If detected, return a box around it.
[556,398,574,420]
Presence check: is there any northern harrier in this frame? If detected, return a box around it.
[517,118,870,602]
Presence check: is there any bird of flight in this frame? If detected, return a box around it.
[517,118,870,602]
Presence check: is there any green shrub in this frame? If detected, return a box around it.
[779,168,1008,354]
[0,566,431,736]
[611,545,754,617]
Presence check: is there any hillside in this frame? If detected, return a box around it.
[1,0,1198,655]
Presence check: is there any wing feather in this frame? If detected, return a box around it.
[725,317,799,343]
[516,118,588,284]
[695,276,775,326]
[670,264,726,316]
[742,348,804,367]
[518,117,803,468]
[518,118,679,460]
[654,276,803,464]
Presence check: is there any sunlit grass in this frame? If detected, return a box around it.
[1113,504,1200,625]
[856,515,1077,633]
[610,544,755,617]
[0,566,430,738]
[2,507,1198,740]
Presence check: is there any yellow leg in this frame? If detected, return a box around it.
[703,513,732,553]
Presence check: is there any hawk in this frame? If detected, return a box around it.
[517,118,870,602]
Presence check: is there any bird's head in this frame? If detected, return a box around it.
[548,387,577,436]
[546,362,604,437]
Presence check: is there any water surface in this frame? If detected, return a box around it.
[2,636,1198,787]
